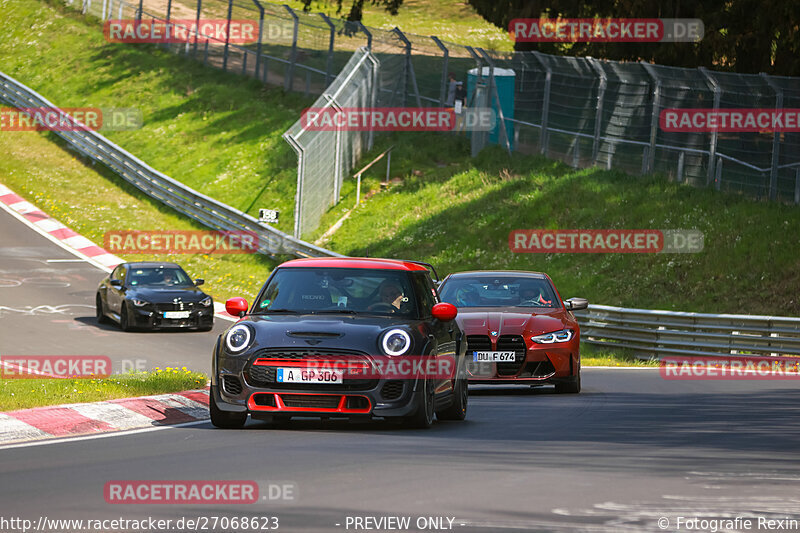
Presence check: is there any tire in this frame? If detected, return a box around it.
[210,387,247,429]
[403,378,435,429]
[554,371,581,394]
[96,294,110,324]
[119,303,132,332]
[436,373,468,421]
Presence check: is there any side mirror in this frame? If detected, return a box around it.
[110,279,122,287]
[565,297,589,311]
[194,278,205,286]
[225,297,249,317]
[432,302,458,321]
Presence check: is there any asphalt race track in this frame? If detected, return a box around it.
[1,372,800,532]
[0,206,229,371]
[2,204,800,532]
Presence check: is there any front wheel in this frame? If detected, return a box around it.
[403,378,435,429]
[119,303,132,332]
[96,294,110,324]
[437,374,468,421]
[554,371,581,394]
[210,387,247,428]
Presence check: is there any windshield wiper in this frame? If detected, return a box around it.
[250,308,299,314]
[310,309,358,315]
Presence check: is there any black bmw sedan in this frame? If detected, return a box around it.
[96,262,214,331]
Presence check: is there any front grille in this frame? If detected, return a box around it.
[154,301,196,312]
[496,335,527,375]
[281,394,340,409]
[245,348,377,391]
[381,380,404,400]
[222,375,243,395]
[466,335,494,377]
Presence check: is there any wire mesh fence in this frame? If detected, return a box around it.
[283,48,377,238]
[67,0,800,237]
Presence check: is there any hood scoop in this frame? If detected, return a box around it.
[287,331,343,338]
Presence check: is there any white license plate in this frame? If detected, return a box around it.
[276,368,343,384]
[473,351,516,362]
[163,311,190,319]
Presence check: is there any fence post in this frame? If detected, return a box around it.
[478,48,512,154]
[392,28,421,107]
[532,52,552,156]
[358,22,372,50]
[677,151,685,183]
[319,13,336,87]
[323,95,344,203]
[137,0,143,20]
[284,134,305,239]
[587,57,606,165]
[761,73,782,201]
[641,62,661,175]
[251,0,265,81]
[715,157,723,190]
[431,36,450,107]
[283,5,299,92]
[222,0,233,71]
[193,0,202,57]
[795,168,800,204]
[699,67,721,186]
[366,51,380,150]
[101,0,107,21]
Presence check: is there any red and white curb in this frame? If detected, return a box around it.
[0,181,237,322]
[0,389,210,445]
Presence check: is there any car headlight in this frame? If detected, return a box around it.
[200,296,212,307]
[131,299,148,307]
[381,329,412,356]
[531,329,574,344]
[225,324,252,353]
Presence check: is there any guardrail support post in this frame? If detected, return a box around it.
[699,67,721,186]
[431,36,450,107]
[795,168,800,204]
[587,57,606,165]
[319,13,336,87]
[641,62,661,175]
[283,5,299,92]
[532,52,552,156]
[677,151,685,183]
[715,156,723,190]
[761,73,783,201]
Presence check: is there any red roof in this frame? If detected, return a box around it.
[279,257,428,271]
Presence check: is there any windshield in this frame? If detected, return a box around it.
[127,266,194,288]
[439,276,559,308]
[253,267,418,318]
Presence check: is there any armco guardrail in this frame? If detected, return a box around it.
[575,304,800,358]
[0,70,341,259]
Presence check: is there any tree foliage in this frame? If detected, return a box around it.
[467,0,800,76]
[298,0,403,22]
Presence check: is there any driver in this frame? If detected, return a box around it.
[162,270,178,285]
[371,281,404,311]
[519,282,551,306]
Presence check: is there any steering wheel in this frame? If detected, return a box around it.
[520,299,546,307]
[367,302,396,313]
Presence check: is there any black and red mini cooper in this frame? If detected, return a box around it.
[210,257,468,429]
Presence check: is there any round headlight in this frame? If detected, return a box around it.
[225,324,251,353]
[381,329,411,356]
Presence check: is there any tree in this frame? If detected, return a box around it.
[298,0,403,22]
[467,0,800,76]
